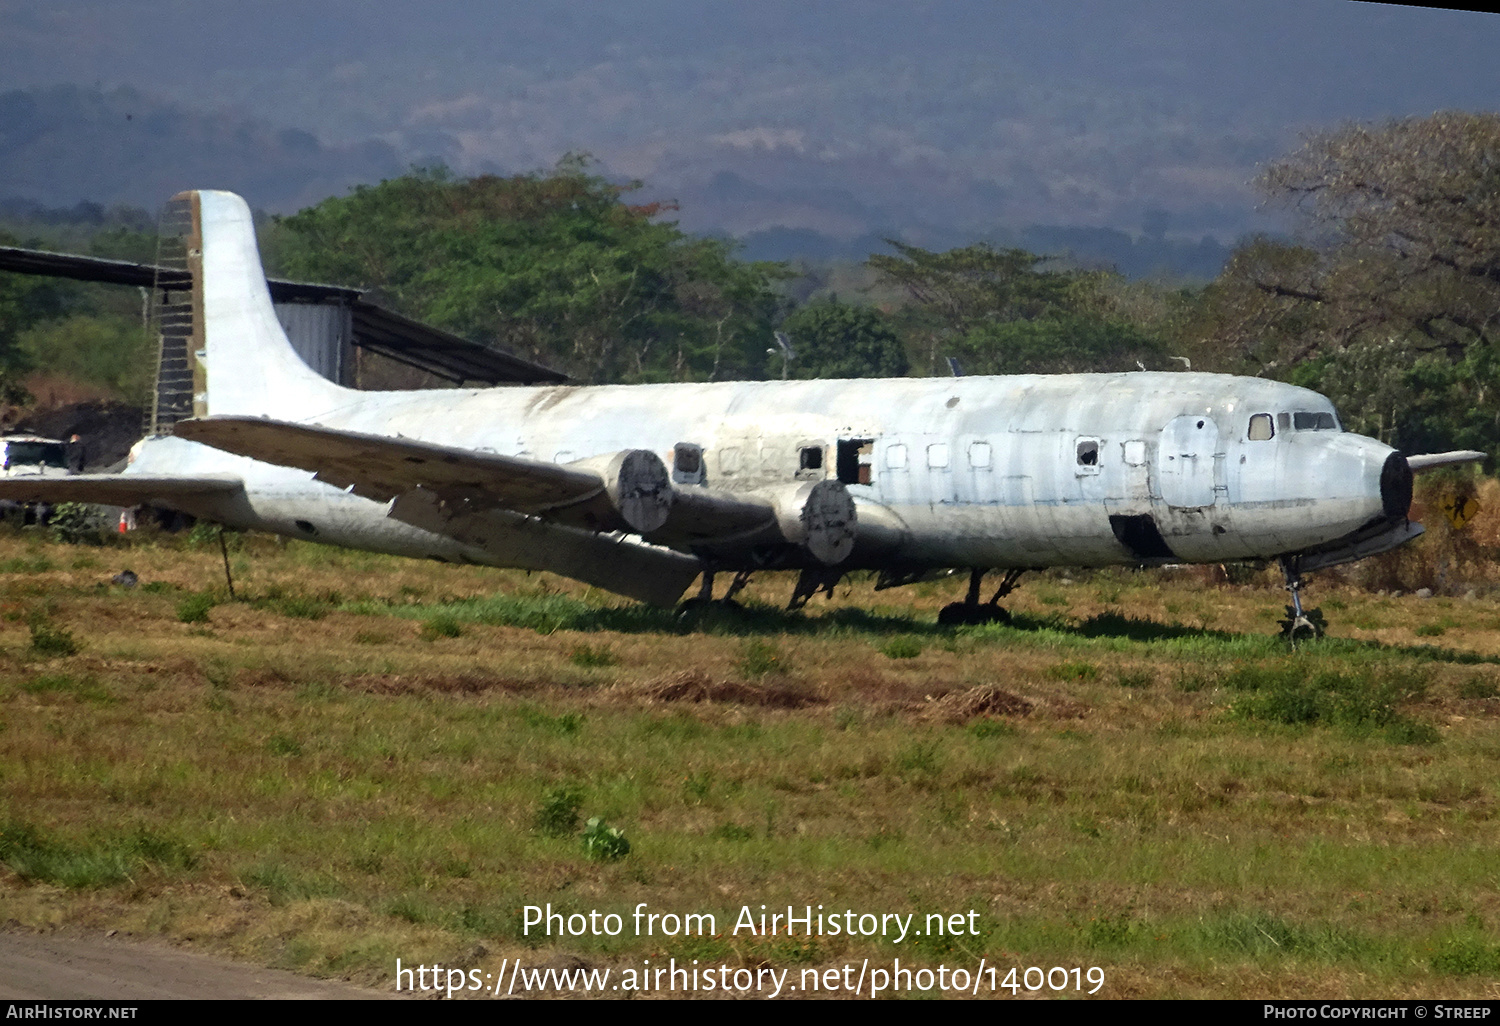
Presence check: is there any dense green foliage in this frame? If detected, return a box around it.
[18,315,153,399]
[869,240,1166,376]
[779,301,908,379]
[1199,112,1500,458]
[0,213,159,404]
[276,159,787,383]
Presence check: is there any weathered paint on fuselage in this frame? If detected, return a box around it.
[131,369,1395,574]
[122,189,1399,586]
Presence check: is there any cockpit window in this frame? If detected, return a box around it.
[1292,411,1338,431]
[1248,413,1274,441]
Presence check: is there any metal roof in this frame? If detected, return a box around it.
[0,246,567,386]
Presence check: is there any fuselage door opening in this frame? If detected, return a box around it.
[837,438,875,487]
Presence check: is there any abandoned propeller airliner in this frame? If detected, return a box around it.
[0,190,1481,636]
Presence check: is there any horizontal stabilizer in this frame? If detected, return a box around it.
[1406,450,1487,473]
[0,474,241,507]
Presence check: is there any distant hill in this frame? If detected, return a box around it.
[737,224,1232,282]
[0,83,1232,280]
[0,85,403,212]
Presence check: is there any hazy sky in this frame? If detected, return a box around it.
[2,1,1497,243]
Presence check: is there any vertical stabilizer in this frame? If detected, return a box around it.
[149,190,346,433]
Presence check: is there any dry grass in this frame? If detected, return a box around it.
[2,521,1500,998]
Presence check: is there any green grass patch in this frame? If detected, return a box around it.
[534,786,584,837]
[270,595,330,620]
[175,592,215,624]
[879,636,923,659]
[1224,663,1438,742]
[28,610,79,656]
[240,861,346,905]
[0,821,196,888]
[266,733,303,757]
[1431,936,1500,977]
[737,639,787,677]
[518,705,584,735]
[1045,660,1098,683]
[569,644,617,668]
[21,672,112,703]
[419,613,464,640]
[0,555,54,573]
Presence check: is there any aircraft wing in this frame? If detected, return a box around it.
[1406,450,1487,473]
[176,416,858,565]
[0,474,242,507]
[174,416,606,512]
[175,416,708,605]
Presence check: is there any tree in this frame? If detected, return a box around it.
[867,241,1079,335]
[779,301,908,379]
[949,315,1163,377]
[1179,237,1329,375]
[276,159,786,384]
[868,240,1163,375]
[0,228,82,404]
[1231,112,1500,452]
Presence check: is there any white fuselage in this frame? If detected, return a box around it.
[132,370,1397,573]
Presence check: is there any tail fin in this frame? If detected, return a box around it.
[147,190,346,434]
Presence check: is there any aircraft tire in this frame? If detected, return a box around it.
[937,603,1010,626]
[676,597,744,618]
[937,602,968,625]
[677,597,710,618]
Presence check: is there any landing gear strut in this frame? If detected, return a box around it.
[788,567,842,611]
[678,569,751,615]
[937,568,1023,626]
[1278,557,1326,644]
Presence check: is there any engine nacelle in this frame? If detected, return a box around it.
[766,479,857,565]
[561,452,856,565]
[565,449,673,534]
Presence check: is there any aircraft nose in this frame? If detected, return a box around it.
[1380,452,1413,519]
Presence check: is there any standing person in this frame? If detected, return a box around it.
[66,434,85,473]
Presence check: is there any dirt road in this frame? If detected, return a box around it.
[0,930,394,1000]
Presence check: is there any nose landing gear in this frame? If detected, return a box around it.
[1278,556,1327,644]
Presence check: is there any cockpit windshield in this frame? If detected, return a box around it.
[1292,411,1339,431]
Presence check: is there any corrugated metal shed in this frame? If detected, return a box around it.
[0,246,567,387]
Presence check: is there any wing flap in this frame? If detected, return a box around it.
[0,474,241,507]
[387,486,699,605]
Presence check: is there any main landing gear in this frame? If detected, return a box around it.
[1278,556,1327,644]
[677,569,753,615]
[937,568,1024,626]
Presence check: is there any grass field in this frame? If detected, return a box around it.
[1,522,1499,999]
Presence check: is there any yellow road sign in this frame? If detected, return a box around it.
[1441,494,1480,530]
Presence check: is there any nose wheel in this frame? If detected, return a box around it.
[1278,557,1327,644]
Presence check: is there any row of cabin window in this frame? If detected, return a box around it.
[1247,411,1339,441]
[675,412,1338,485]
[685,439,1095,481]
